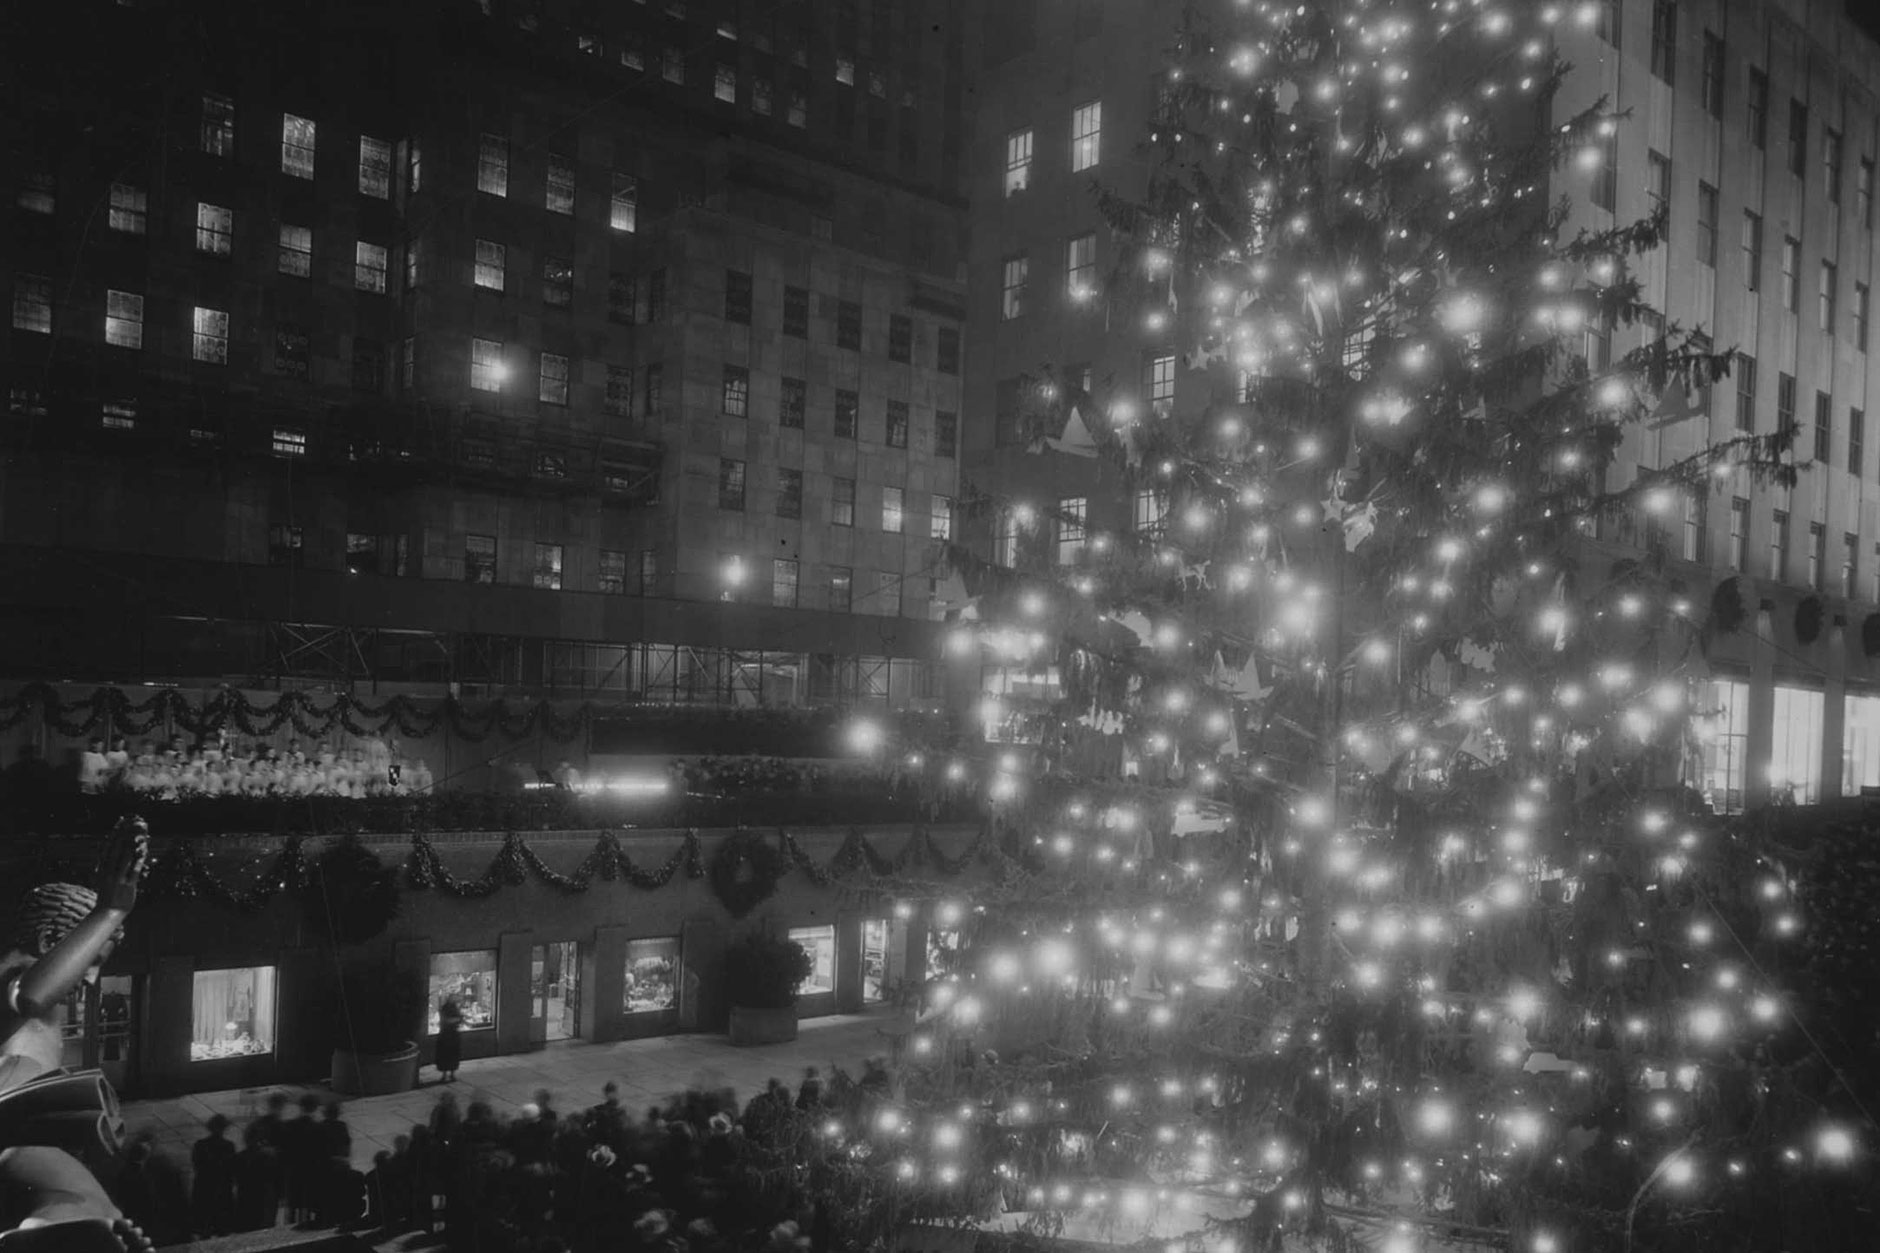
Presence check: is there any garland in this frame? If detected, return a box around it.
[708,829,792,918]
[117,826,1001,912]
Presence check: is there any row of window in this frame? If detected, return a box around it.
[713,459,952,536]
[1729,353,1873,474]
[1001,100,1103,194]
[1698,679,1880,812]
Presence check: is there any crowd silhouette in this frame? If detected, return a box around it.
[112,1062,893,1253]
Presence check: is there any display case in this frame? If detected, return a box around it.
[789,925,836,996]
[623,937,680,1014]
[189,966,277,1062]
[428,950,498,1033]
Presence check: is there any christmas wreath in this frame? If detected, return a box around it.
[301,836,402,945]
[708,829,789,919]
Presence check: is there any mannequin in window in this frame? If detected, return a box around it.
[0,817,154,1251]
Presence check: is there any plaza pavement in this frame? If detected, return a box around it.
[121,1010,902,1177]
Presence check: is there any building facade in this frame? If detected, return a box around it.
[955,0,1880,810]
[2,0,966,710]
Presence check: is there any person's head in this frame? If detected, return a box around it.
[323,1100,343,1120]
[373,1150,391,1169]
[89,738,103,752]
[7,879,120,979]
[298,1093,320,1116]
[804,1066,819,1080]
[206,1114,230,1138]
[603,1081,619,1102]
[267,1093,289,1115]
[393,1134,410,1153]
[534,1088,552,1110]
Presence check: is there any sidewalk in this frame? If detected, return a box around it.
[121,1011,901,1175]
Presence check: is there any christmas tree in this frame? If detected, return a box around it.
[810,3,1874,1250]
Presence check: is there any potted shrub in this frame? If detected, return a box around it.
[331,961,424,1095]
[725,931,815,1046]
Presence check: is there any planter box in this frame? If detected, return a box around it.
[331,1043,419,1096]
[728,1004,799,1046]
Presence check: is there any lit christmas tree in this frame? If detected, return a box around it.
[809,4,1876,1251]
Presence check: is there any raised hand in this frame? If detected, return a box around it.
[95,816,150,914]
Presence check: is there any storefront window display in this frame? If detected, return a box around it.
[789,925,836,996]
[862,919,890,1002]
[623,937,681,1014]
[190,966,277,1062]
[428,950,498,1034]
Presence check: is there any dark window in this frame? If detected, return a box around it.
[646,269,667,322]
[777,468,803,519]
[937,326,960,373]
[832,477,856,526]
[274,324,310,379]
[1593,130,1617,212]
[783,285,809,337]
[836,300,862,350]
[543,256,573,307]
[599,549,627,594]
[351,338,385,393]
[1597,0,1620,47]
[829,566,852,611]
[1776,371,1796,434]
[644,363,664,417]
[1696,183,1718,266]
[1747,68,1768,149]
[718,458,746,510]
[1788,100,1808,178]
[886,400,908,447]
[834,389,858,439]
[888,314,912,362]
[464,534,496,583]
[1734,352,1757,431]
[268,525,304,567]
[1700,31,1724,118]
[781,377,807,429]
[935,410,958,458]
[1649,2,1676,86]
[725,269,753,324]
[1850,407,1865,476]
[605,365,635,418]
[1816,392,1833,463]
[609,272,635,323]
[1825,129,1844,203]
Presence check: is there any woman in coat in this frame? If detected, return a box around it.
[433,997,463,1083]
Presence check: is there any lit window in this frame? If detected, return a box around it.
[190,967,277,1061]
[1005,128,1033,195]
[1001,254,1029,320]
[1845,694,1880,795]
[835,390,858,439]
[828,567,852,612]
[428,951,497,1031]
[718,458,746,510]
[620,37,645,72]
[201,94,235,156]
[1070,100,1102,171]
[862,920,891,1001]
[407,140,423,193]
[280,114,316,179]
[932,495,953,540]
[781,377,807,429]
[1770,685,1824,804]
[1057,497,1087,563]
[1134,488,1168,534]
[192,306,229,364]
[101,400,137,431]
[193,202,233,256]
[886,400,909,447]
[833,477,856,526]
[788,926,836,995]
[721,365,749,417]
[661,46,685,84]
[104,290,142,348]
[355,241,389,293]
[271,428,307,457]
[1145,353,1176,406]
[610,173,637,232]
[545,152,575,214]
[773,558,799,607]
[474,239,505,291]
[714,65,736,102]
[995,507,1021,567]
[359,135,392,198]
[624,938,680,1013]
[1066,232,1097,298]
[599,549,627,594]
[471,338,504,391]
[836,58,854,85]
[464,534,497,584]
[1697,679,1750,813]
[578,33,601,56]
[477,132,509,196]
[279,225,312,277]
[539,353,569,405]
[108,184,146,234]
[883,486,905,534]
[11,275,51,335]
[532,543,563,590]
[752,79,773,115]
[777,468,803,519]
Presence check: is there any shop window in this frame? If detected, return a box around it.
[190,966,277,1061]
[624,937,681,1013]
[862,919,890,1002]
[428,950,498,1033]
[789,926,836,996]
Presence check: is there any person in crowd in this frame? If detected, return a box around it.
[78,738,109,793]
[317,1100,354,1225]
[434,996,464,1083]
[281,1093,322,1224]
[189,1114,237,1236]
[231,1117,278,1231]
[794,1067,823,1111]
